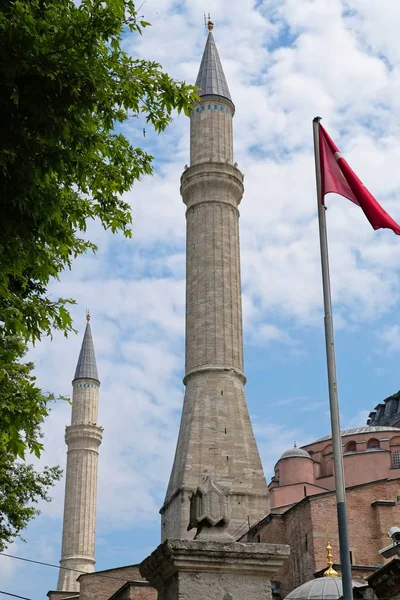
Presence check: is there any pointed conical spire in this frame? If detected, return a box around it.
[195,20,232,102]
[73,312,99,383]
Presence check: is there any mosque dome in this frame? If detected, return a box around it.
[279,445,312,460]
[284,576,364,599]
[284,543,363,599]
[313,425,400,443]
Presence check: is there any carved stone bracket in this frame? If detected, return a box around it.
[188,476,233,541]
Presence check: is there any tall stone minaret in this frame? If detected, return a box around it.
[160,20,269,541]
[57,313,103,592]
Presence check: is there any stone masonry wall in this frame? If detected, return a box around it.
[58,378,102,591]
[190,96,233,166]
[251,478,400,597]
[160,99,270,540]
[161,369,269,539]
[184,167,244,374]
[71,381,99,425]
[78,566,156,600]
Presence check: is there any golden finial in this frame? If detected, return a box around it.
[207,12,213,31]
[86,309,91,322]
[324,541,339,578]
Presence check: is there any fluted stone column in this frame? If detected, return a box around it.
[57,316,103,592]
[160,23,269,541]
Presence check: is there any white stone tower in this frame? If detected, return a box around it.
[160,20,269,541]
[57,313,103,592]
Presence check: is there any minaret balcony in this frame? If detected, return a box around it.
[65,423,103,449]
[181,162,244,211]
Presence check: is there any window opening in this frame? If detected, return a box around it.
[392,451,400,468]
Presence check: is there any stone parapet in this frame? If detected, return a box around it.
[140,539,290,600]
[183,366,246,386]
[181,162,244,212]
[65,423,103,450]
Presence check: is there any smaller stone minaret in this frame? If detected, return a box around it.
[57,313,103,592]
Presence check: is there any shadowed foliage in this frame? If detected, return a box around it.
[0,0,198,549]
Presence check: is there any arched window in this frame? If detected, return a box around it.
[392,451,400,469]
[324,457,334,476]
[323,444,333,456]
[367,438,380,450]
[346,441,357,453]
[390,436,400,447]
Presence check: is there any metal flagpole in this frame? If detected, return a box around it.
[312,116,353,600]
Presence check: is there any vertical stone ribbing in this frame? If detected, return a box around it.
[185,196,243,374]
[160,34,269,540]
[57,322,102,592]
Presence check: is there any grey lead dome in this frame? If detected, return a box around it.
[284,577,364,600]
[280,447,312,460]
[73,321,99,383]
[313,425,400,444]
[195,31,232,102]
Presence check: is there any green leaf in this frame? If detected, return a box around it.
[0,0,198,551]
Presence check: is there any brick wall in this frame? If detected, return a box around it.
[78,565,146,600]
[48,591,78,600]
[109,582,156,600]
[255,477,400,597]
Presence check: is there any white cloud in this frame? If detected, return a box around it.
[342,410,371,431]
[254,421,308,480]
[0,541,21,584]
[379,325,400,354]
[29,0,400,531]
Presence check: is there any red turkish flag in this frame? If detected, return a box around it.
[318,123,400,235]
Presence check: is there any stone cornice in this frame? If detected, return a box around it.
[181,162,244,211]
[183,366,246,386]
[65,423,103,447]
[140,539,290,587]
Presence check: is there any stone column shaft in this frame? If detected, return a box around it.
[184,164,244,376]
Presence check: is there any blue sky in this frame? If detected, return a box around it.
[3,0,400,597]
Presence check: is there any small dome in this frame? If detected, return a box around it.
[280,446,312,460]
[284,576,363,599]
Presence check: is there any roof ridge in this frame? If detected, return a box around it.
[308,425,400,445]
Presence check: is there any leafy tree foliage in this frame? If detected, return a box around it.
[0,0,197,547]
[0,334,50,459]
[0,333,61,550]
[0,0,197,344]
[0,454,62,552]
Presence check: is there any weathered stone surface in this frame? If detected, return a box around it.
[140,539,290,600]
[367,557,400,598]
[77,565,156,600]
[160,38,269,540]
[188,476,233,541]
[57,324,103,592]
